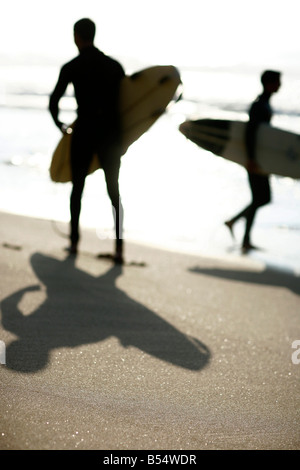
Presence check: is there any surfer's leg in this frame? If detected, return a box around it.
[101,151,124,263]
[225,168,253,236]
[70,177,86,251]
[225,205,251,238]
[242,206,257,249]
[248,172,271,210]
[254,174,271,207]
[242,173,271,250]
[70,124,93,252]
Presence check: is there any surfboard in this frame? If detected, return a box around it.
[179,118,300,179]
[50,65,181,183]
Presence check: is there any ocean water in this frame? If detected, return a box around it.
[0,63,300,273]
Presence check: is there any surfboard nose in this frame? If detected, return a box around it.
[179,121,191,137]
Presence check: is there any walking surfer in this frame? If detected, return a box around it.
[225,70,281,252]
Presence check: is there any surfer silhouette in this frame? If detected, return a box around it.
[1,252,210,373]
[225,70,281,252]
[49,18,125,263]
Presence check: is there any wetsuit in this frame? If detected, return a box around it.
[49,45,125,248]
[230,92,272,247]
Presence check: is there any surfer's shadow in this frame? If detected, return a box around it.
[188,264,300,296]
[1,253,210,373]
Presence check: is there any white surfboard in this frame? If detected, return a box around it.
[179,118,300,179]
[50,65,181,183]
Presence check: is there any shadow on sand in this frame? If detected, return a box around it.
[189,264,300,296]
[1,253,210,373]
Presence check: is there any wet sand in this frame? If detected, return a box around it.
[0,210,299,450]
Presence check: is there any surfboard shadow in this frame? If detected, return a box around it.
[1,253,210,373]
[188,264,300,296]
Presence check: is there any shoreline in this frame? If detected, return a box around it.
[0,206,299,275]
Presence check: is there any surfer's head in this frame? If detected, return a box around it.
[74,18,96,49]
[261,70,281,94]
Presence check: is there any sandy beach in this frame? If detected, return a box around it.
[0,209,299,450]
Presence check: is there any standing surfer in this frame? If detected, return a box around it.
[49,18,125,263]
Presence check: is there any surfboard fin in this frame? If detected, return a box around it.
[131,71,142,80]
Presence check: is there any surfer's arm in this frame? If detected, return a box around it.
[245,122,262,173]
[245,101,262,173]
[49,66,70,131]
[245,120,257,158]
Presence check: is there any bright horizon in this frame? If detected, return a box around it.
[1,0,300,72]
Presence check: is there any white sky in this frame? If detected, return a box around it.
[1,0,300,70]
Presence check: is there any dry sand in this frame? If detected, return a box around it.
[0,210,299,450]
